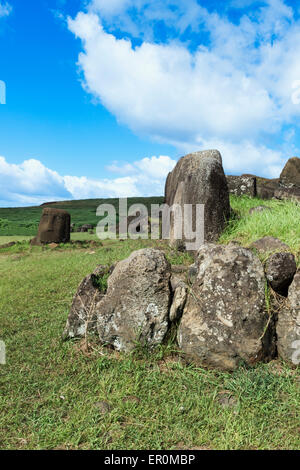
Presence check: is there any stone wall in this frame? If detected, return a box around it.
[226,157,300,201]
[63,242,299,370]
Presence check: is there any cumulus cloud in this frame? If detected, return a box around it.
[0,155,175,207]
[107,155,176,178]
[0,1,12,18]
[0,157,69,206]
[67,0,300,176]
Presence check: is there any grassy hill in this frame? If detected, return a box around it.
[0,195,299,256]
[0,197,164,236]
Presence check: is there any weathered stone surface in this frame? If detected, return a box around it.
[178,244,275,370]
[249,205,272,215]
[279,157,300,188]
[188,263,198,284]
[31,208,70,245]
[274,186,300,202]
[62,265,110,340]
[96,249,171,352]
[265,252,297,296]
[237,159,300,201]
[165,150,230,248]
[241,175,278,200]
[169,275,188,322]
[277,271,300,366]
[256,177,279,200]
[251,237,290,254]
[226,175,256,197]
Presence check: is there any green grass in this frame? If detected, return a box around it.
[0,196,299,449]
[0,233,99,246]
[0,197,164,236]
[220,196,300,256]
[0,238,299,450]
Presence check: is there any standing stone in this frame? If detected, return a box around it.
[279,157,300,188]
[177,244,275,370]
[277,272,300,366]
[31,208,70,245]
[96,249,171,352]
[165,150,230,249]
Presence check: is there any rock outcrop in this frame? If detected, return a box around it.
[165,150,230,249]
[177,244,275,370]
[31,207,70,245]
[277,272,300,366]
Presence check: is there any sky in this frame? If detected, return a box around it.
[0,0,300,207]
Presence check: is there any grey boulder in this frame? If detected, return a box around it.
[265,252,296,296]
[277,271,300,366]
[279,157,300,188]
[96,248,172,352]
[165,150,230,249]
[62,265,110,340]
[177,244,275,370]
[251,237,290,254]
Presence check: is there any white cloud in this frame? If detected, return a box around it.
[63,174,140,199]
[0,1,12,18]
[0,155,174,206]
[135,155,176,178]
[69,13,276,138]
[107,155,176,178]
[0,157,69,205]
[90,0,131,16]
[193,139,285,178]
[67,1,300,177]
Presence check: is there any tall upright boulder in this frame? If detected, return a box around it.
[165,150,230,249]
[31,207,71,245]
[279,157,300,188]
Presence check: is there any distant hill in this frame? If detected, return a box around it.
[0,197,164,236]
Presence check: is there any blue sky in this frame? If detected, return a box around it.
[0,0,300,206]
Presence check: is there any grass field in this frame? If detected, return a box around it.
[0,197,164,236]
[0,196,299,450]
